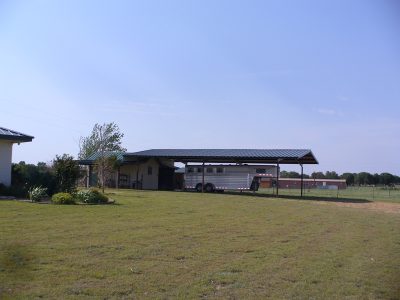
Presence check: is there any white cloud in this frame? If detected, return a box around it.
[316,108,337,115]
[338,96,349,102]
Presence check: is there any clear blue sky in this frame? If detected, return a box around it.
[1,0,399,174]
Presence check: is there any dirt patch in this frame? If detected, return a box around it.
[317,201,400,214]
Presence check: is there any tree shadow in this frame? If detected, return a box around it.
[219,191,372,203]
[107,189,373,204]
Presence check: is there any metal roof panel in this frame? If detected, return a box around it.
[124,149,318,164]
[0,127,34,142]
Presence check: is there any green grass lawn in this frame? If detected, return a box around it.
[1,190,399,299]
[259,186,400,203]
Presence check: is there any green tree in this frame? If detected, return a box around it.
[356,172,374,185]
[325,171,339,179]
[53,154,81,193]
[79,122,126,159]
[372,173,380,185]
[379,173,394,186]
[79,122,126,192]
[288,171,301,178]
[311,172,325,179]
[280,171,303,178]
[94,155,121,192]
[10,161,57,197]
[280,170,288,178]
[340,173,355,185]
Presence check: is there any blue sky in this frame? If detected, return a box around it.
[1,0,399,174]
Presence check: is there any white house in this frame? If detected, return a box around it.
[0,127,34,186]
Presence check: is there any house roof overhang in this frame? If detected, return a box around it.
[0,127,34,143]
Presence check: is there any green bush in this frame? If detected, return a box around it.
[28,186,48,202]
[0,184,20,197]
[51,192,76,205]
[76,189,108,204]
[12,162,57,197]
[53,154,81,193]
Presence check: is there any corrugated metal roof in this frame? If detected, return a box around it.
[85,151,125,161]
[125,149,318,164]
[79,149,318,165]
[127,149,309,158]
[0,127,34,142]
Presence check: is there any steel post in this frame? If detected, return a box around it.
[202,161,205,193]
[300,163,304,197]
[276,161,280,197]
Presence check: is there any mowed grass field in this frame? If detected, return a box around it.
[1,190,400,299]
[258,186,400,203]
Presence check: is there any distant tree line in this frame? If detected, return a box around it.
[280,170,400,186]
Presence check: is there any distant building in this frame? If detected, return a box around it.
[0,127,34,186]
[260,177,347,190]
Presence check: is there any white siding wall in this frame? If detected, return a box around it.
[119,158,169,190]
[141,159,160,189]
[0,141,13,186]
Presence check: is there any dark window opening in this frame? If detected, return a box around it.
[216,167,224,173]
[256,168,266,173]
[206,167,213,173]
[148,166,153,175]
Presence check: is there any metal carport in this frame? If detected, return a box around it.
[123,149,319,197]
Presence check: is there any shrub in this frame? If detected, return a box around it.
[76,189,108,204]
[12,162,57,197]
[0,184,15,197]
[28,186,48,202]
[51,192,76,205]
[53,154,81,193]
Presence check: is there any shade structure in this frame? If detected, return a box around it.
[123,149,318,165]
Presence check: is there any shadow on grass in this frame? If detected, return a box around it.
[213,191,372,204]
[104,189,372,204]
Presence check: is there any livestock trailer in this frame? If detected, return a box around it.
[184,164,277,192]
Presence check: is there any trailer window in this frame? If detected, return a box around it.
[206,167,213,173]
[188,167,194,173]
[256,168,266,173]
[197,167,203,173]
[148,166,152,175]
[216,167,224,173]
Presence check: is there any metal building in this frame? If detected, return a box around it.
[79,149,318,196]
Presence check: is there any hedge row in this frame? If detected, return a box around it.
[51,189,109,205]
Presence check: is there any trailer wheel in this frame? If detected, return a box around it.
[195,183,203,192]
[205,183,214,193]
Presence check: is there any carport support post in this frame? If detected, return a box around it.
[116,166,120,189]
[136,164,139,190]
[202,161,205,193]
[87,165,92,188]
[201,160,204,193]
[300,163,304,197]
[276,161,280,197]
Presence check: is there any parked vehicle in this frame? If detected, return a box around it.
[184,164,277,192]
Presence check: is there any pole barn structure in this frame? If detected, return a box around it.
[80,149,318,197]
[122,149,319,197]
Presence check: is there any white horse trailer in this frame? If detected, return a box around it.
[184,164,277,192]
